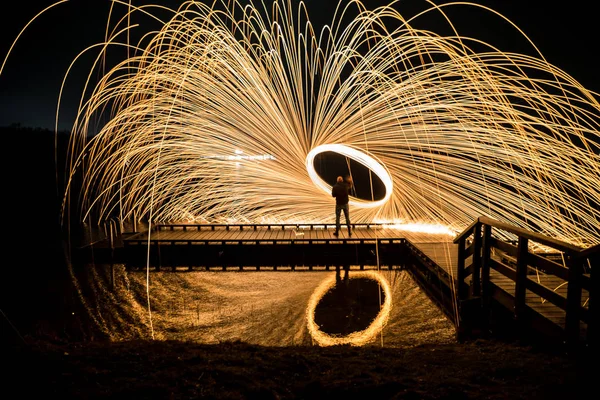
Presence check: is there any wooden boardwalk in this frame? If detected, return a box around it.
[77,218,594,348]
[408,240,588,333]
[125,223,456,245]
[122,223,458,272]
[91,220,594,346]
[119,224,584,326]
[488,252,589,336]
[407,242,585,331]
[410,242,458,279]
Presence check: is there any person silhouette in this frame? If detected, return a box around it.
[336,265,350,285]
[331,175,352,236]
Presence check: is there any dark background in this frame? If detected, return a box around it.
[1,0,598,130]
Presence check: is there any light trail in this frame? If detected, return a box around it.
[4,1,599,246]
[306,143,393,208]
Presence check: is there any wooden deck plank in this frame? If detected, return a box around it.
[210,228,230,242]
[272,227,283,242]
[358,227,374,241]
[223,228,238,242]
[237,227,253,242]
[314,227,324,242]
[291,227,306,240]
[256,226,269,241]
[412,242,458,278]
[488,266,591,327]
[281,227,293,241]
[260,228,274,241]
[134,224,458,245]
[174,229,191,241]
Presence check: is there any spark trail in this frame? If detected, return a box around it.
[10,0,600,246]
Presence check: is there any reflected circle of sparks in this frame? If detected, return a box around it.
[306,271,392,346]
[306,144,393,208]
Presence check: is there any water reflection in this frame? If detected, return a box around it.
[67,261,456,347]
[315,270,385,336]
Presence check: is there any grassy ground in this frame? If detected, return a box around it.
[5,336,592,400]
[1,254,592,399]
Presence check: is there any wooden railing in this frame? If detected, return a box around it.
[454,216,597,347]
[153,222,377,231]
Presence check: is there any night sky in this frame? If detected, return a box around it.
[0,0,598,130]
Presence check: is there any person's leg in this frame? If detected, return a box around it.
[343,204,351,235]
[335,205,341,234]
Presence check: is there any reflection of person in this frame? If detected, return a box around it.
[331,175,352,236]
[336,265,350,286]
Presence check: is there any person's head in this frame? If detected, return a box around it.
[336,176,343,183]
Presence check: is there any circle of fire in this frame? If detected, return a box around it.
[306,144,393,208]
[306,271,392,347]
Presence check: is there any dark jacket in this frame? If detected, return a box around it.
[332,181,351,205]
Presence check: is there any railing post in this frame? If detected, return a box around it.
[456,236,467,301]
[514,237,529,322]
[472,223,482,296]
[588,252,595,346]
[456,224,483,341]
[565,253,583,348]
[481,224,492,322]
[156,241,161,272]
